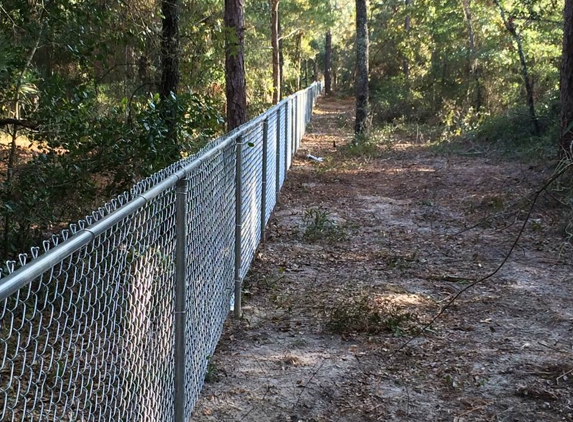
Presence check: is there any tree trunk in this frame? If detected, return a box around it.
[494,0,540,135]
[313,57,319,82]
[225,0,247,131]
[404,0,410,79]
[332,64,338,91]
[560,0,573,154]
[279,14,285,97]
[325,30,332,95]
[160,0,179,100]
[461,0,482,113]
[355,0,370,135]
[295,32,303,91]
[270,0,281,104]
[5,23,43,254]
[354,0,368,135]
[160,0,180,147]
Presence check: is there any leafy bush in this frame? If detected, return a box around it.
[472,104,559,157]
[302,208,346,242]
[326,293,418,336]
[0,83,224,257]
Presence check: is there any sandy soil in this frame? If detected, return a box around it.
[191,97,573,422]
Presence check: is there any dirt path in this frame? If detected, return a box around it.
[191,97,573,422]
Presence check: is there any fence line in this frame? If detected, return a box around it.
[0,82,323,422]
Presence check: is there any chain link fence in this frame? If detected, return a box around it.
[0,82,322,422]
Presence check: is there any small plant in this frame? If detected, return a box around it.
[326,293,418,336]
[302,208,346,241]
[204,355,219,383]
[342,135,380,158]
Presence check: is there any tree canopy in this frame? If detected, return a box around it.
[0,0,569,257]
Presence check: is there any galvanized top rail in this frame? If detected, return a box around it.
[0,84,320,301]
[0,81,322,422]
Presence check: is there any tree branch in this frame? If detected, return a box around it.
[0,118,39,130]
[279,28,302,42]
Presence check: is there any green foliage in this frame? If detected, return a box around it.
[326,293,418,336]
[204,355,220,383]
[302,207,346,242]
[0,0,336,258]
[472,104,559,157]
[343,135,381,158]
[345,0,564,151]
[0,82,223,256]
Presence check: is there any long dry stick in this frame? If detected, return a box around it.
[389,163,572,358]
[293,360,326,411]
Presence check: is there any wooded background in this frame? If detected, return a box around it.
[0,0,567,259]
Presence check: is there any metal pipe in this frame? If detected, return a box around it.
[275,107,281,195]
[0,136,234,301]
[234,135,243,319]
[0,84,323,303]
[260,119,269,242]
[174,176,188,422]
[295,95,299,151]
[292,96,296,158]
[285,100,290,171]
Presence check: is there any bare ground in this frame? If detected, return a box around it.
[191,97,573,422]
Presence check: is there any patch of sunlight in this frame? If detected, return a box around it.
[376,292,430,307]
[274,352,325,367]
[0,133,47,152]
[384,166,436,174]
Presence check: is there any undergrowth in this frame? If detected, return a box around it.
[326,293,418,336]
[364,104,559,161]
[302,208,346,242]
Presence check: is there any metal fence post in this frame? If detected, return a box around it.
[294,95,298,154]
[275,107,281,195]
[174,175,188,422]
[260,119,269,242]
[285,101,290,171]
[234,135,243,318]
[307,89,311,124]
[294,95,298,153]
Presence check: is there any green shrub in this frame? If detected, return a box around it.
[326,293,418,336]
[302,208,346,242]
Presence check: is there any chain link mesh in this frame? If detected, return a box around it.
[240,125,264,279]
[265,113,278,225]
[0,83,322,422]
[278,105,287,189]
[286,101,293,172]
[184,141,236,417]
[0,187,177,422]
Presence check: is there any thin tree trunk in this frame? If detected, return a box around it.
[325,30,332,95]
[461,0,482,113]
[279,14,284,96]
[494,0,540,135]
[313,57,319,82]
[160,0,179,100]
[5,22,43,253]
[355,0,369,135]
[270,0,281,104]
[225,0,247,131]
[295,32,302,91]
[404,0,410,79]
[160,0,180,147]
[332,64,338,91]
[560,0,573,154]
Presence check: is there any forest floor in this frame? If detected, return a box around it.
[191,97,573,422]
